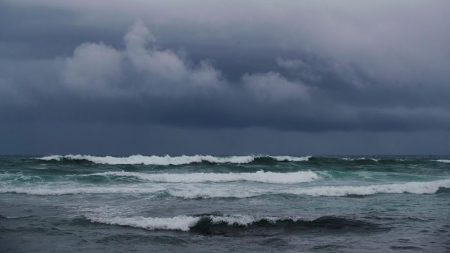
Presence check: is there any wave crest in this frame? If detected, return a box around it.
[38,154,311,165]
[84,214,381,234]
[88,170,319,184]
[3,179,449,197]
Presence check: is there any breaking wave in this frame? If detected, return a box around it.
[0,186,165,196]
[2,179,449,197]
[83,214,381,234]
[37,155,450,166]
[88,170,320,184]
[171,179,450,199]
[289,179,450,197]
[38,154,311,165]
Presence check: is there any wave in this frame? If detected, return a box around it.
[340,157,379,162]
[88,170,319,184]
[0,186,165,196]
[2,179,449,197]
[289,179,450,197]
[308,157,412,164]
[0,214,34,219]
[88,215,200,231]
[37,154,448,166]
[170,179,450,199]
[38,154,311,165]
[84,214,380,234]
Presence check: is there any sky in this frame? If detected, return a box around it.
[1,0,450,155]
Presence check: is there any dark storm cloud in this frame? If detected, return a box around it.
[1,0,450,154]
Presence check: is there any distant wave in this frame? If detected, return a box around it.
[88,170,319,184]
[340,157,379,162]
[38,155,311,165]
[309,157,408,163]
[2,179,449,197]
[84,214,380,234]
[37,155,447,165]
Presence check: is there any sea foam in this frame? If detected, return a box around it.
[89,170,320,184]
[88,215,201,231]
[4,179,448,197]
[169,179,450,199]
[0,185,164,196]
[87,214,294,231]
[85,214,378,233]
[38,154,311,165]
[289,179,450,197]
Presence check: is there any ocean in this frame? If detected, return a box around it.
[0,155,449,252]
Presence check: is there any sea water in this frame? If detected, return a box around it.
[1,155,449,252]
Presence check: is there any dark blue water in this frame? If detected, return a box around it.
[1,155,449,252]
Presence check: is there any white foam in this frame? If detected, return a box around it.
[436,159,450,163]
[38,154,311,165]
[0,185,164,196]
[169,179,450,199]
[89,170,320,184]
[207,214,295,225]
[86,214,301,231]
[272,156,311,162]
[289,179,450,196]
[88,215,200,231]
[3,179,448,197]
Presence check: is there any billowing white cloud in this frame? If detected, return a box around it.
[63,20,223,97]
[124,20,184,79]
[63,42,123,94]
[61,20,310,102]
[124,20,224,94]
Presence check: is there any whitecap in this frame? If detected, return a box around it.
[89,170,320,184]
[170,179,450,199]
[4,179,448,197]
[341,157,379,162]
[38,154,311,165]
[86,214,300,231]
[0,185,164,196]
[88,215,201,231]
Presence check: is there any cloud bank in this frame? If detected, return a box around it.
[1,0,450,154]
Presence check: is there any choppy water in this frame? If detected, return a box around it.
[1,155,449,252]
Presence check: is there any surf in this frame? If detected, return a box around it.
[82,214,383,235]
[38,154,312,165]
[87,170,320,184]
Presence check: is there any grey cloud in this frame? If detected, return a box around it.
[242,72,308,102]
[7,0,449,83]
[1,0,450,154]
[63,43,123,94]
[2,18,450,132]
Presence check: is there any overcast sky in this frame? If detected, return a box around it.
[1,0,450,155]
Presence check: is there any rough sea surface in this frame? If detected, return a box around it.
[1,155,449,252]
